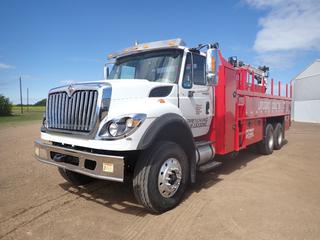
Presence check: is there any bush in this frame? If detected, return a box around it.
[0,95,12,116]
[34,98,46,106]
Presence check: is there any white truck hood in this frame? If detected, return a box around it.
[50,79,175,100]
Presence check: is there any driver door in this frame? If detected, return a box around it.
[179,52,213,137]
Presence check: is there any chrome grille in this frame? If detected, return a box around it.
[47,90,98,132]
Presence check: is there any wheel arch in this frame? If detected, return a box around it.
[137,113,197,183]
[266,115,285,137]
[266,115,284,127]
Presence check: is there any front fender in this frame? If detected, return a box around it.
[137,113,191,149]
[137,113,197,183]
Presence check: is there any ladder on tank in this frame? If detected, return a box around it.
[235,96,247,151]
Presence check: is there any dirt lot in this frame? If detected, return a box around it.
[0,122,320,240]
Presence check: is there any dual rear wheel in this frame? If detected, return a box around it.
[258,122,284,155]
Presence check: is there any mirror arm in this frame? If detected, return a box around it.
[103,64,111,79]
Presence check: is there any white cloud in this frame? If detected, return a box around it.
[245,0,288,9]
[257,51,298,69]
[0,62,14,70]
[245,0,320,68]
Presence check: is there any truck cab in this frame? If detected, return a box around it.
[106,40,214,138]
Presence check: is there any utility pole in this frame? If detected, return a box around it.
[19,76,23,114]
[27,88,29,112]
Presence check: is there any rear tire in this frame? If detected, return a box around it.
[258,124,274,155]
[274,123,284,150]
[58,168,95,186]
[133,141,189,213]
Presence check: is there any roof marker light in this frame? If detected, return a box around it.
[107,38,186,59]
[168,40,176,46]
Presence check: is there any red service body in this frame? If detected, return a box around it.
[203,51,291,155]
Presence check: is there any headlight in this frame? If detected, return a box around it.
[108,122,119,137]
[99,114,146,139]
[41,113,47,132]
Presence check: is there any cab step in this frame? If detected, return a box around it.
[198,161,222,173]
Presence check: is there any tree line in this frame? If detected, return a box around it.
[0,95,46,116]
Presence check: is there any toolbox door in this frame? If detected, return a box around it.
[225,67,237,153]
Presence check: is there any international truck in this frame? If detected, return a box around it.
[34,39,292,213]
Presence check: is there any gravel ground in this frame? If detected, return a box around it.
[0,122,320,240]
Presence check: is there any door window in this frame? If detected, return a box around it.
[192,54,206,85]
[182,52,206,88]
[182,53,193,89]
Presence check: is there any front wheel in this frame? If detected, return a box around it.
[58,168,95,186]
[133,141,189,213]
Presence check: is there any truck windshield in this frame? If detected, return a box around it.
[108,49,183,83]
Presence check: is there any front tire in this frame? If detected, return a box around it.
[258,124,274,155]
[58,168,95,186]
[133,141,189,213]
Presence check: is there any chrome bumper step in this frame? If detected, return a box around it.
[34,139,124,182]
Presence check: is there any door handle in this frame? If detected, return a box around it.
[206,102,210,114]
[188,91,195,98]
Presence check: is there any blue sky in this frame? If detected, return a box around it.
[0,0,319,104]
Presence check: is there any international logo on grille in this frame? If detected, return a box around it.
[67,85,75,97]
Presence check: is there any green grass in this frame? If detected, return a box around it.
[0,106,45,125]
[11,105,45,112]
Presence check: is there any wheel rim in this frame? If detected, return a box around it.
[158,158,182,198]
[278,131,283,145]
[268,132,274,149]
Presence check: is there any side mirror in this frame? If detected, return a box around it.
[103,65,110,79]
[206,48,219,86]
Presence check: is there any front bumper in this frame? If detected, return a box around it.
[34,139,124,182]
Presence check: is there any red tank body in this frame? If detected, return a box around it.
[204,51,292,155]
